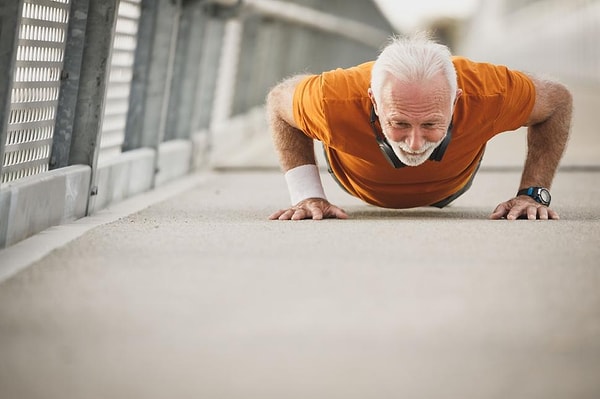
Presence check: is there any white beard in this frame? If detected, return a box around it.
[387,135,446,167]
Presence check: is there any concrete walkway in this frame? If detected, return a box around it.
[1,80,599,398]
[1,166,599,399]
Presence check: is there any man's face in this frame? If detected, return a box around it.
[371,73,456,167]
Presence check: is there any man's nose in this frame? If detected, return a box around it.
[404,129,426,152]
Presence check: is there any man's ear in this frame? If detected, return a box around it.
[368,88,378,114]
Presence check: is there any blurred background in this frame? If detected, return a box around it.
[1,0,599,247]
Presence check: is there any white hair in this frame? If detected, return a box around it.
[370,32,458,108]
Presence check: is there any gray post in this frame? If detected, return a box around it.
[69,0,119,166]
[51,0,90,170]
[164,0,207,140]
[211,17,242,127]
[0,1,23,184]
[123,0,158,152]
[156,0,181,144]
[125,0,179,151]
[68,0,119,213]
[190,16,226,132]
[123,0,181,187]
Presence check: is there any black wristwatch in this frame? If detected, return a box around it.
[517,187,551,206]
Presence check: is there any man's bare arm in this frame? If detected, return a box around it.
[491,75,572,220]
[266,75,348,220]
[266,75,315,170]
[521,76,572,190]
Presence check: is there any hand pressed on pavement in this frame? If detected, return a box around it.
[269,198,348,221]
[490,195,559,220]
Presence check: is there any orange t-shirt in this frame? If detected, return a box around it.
[292,57,536,208]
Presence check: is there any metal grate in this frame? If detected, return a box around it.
[98,0,142,160]
[1,0,70,184]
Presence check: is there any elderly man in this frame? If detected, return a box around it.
[266,33,572,221]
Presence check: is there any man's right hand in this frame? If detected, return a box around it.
[268,198,348,220]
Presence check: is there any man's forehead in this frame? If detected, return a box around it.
[382,81,451,108]
[383,72,451,94]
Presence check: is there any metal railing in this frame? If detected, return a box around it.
[99,0,142,160]
[1,0,70,184]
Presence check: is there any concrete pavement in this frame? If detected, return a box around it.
[1,80,599,398]
[0,166,599,399]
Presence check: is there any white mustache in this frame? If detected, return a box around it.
[384,134,446,166]
[392,138,440,154]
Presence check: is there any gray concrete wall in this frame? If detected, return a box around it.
[0,166,90,248]
[0,141,194,248]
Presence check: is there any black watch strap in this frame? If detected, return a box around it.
[517,187,551,206]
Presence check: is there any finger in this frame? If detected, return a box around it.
[547,208,560,220]
[537,206,549,220]
[507,204,526,220]
[290,208,308,220]
[278,209,296,220]
[527,205,538,220]
[330,206,349,219]
[490,203,509,219]
[307,204,324,220]
[268,209,286,220]
[326,206,348,219]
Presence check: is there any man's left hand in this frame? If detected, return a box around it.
[490,196,559,220]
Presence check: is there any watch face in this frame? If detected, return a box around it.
[539,189,551,204]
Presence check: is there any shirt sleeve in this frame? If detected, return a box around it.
[493,67,536,132]
[292,74,328,143]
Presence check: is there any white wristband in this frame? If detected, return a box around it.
[284,164,326,205]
